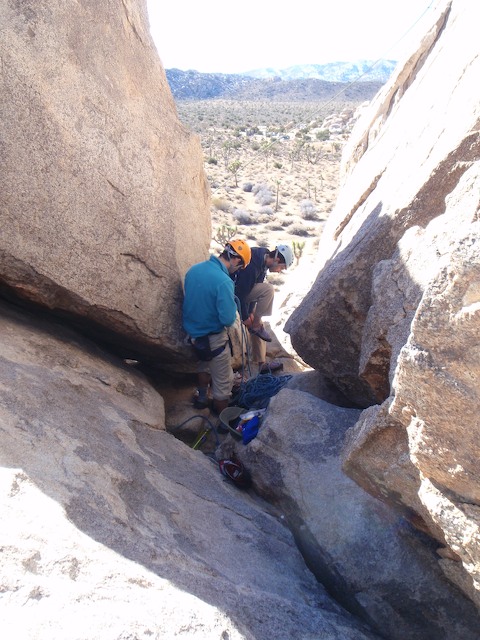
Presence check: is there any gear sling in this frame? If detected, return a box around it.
[190,334,231,361]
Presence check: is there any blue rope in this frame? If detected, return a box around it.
[232,373,292,409]
[231,295,292,408]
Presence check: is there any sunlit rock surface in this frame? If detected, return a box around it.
[0,0,210,367]
[287,0,480,610]
[0,301,381,640]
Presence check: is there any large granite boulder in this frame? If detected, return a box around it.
[0,300,382,640]
[286,0,480,407]
[285,0,480,610]
[0,0,210,368]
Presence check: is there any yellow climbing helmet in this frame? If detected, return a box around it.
[226,239,251,269]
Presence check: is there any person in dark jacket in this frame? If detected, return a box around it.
[232,243,293,374]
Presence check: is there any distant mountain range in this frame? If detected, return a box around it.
[166,60,396,101]
[244,60,397,83]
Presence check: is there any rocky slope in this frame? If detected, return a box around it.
[0,300,381,640]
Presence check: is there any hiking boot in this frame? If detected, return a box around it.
[249,325,272,342]
[259,360,284,374]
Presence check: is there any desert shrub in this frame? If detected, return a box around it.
[212,198,230,212]
[245,231,268,245]
[316,129,330,141]
[300,199,318,220]
[253,183,274,206]
[258,206,274,215]
[233,209,255,225]
[265,222,284,231]
[288,224,312,237]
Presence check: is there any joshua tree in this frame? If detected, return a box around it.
[228,160,242,187]
[275,179,281,212]
[292,240,305,266]
[221,141,234,169]
[213,224,238,247]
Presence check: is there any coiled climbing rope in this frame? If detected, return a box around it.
[232,372,292,409]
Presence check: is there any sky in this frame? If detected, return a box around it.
[146,0,436,74]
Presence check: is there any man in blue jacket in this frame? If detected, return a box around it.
[183,240,251,414]
[232,243,293,374]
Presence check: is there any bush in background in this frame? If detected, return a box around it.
[258,206,274,215]
[233,209,255,225]
[288,224,312,237]
[253,183,274,206]
[212,198,231,212]
[300,199,318,220]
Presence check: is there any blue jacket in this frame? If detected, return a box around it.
[183,255,237,338]
[231,247,269,320]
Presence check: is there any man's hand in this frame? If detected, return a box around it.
[243,313,255,329]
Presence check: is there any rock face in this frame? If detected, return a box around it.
[286,0,480,406]
[224,389,480,639]
[286,0,480,609]
[0,301,382,640]
[0,0,210,367]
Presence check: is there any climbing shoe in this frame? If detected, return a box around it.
[259,360,284,374]
[249,325,272,342]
